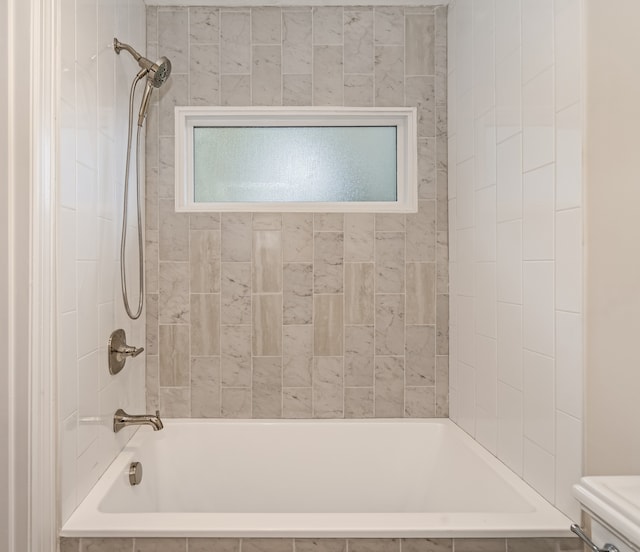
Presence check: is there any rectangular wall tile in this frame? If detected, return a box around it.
[253,357,283,418]
[252,294,282,355]
[190,294,220,356]
[345,263,374,325]
[314,295,344,356]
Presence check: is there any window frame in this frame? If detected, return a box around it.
[175,106,418,213]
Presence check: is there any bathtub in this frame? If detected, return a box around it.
[60,419,572,538]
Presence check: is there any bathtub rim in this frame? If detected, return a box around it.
[60,418,574,538]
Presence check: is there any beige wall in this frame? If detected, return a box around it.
[145,5,449,419]
[585,0,640,475]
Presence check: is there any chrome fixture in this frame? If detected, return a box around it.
[571,525,620,552]
[129,462,143,486]
[113,409,164,433]
[108,329,144,375]
[114,38,172,320]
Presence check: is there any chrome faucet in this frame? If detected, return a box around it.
[113,409,164,433]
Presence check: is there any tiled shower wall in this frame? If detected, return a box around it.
[58,0,147,525]
[145,5,448,418]
[447,0,583,520]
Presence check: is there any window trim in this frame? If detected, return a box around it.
[174,106,418,213]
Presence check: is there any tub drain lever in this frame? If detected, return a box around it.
[571,524,620,552]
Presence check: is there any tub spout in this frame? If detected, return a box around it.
[114,409,164,433]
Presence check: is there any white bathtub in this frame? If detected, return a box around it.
[60,419,572,538]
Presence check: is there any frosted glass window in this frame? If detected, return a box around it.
[193,127,397,203]
[175,107,417,213]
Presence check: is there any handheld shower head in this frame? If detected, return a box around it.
[114,38,172,126]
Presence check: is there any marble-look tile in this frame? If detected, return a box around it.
[406,262,436,325]
[221,387,251,418]
[344,214,374,261]
[252,357,283,418]
[375,232,405,293]
[283,388,313,418]
[349,539,400,552]
[221,325,252,387]
[190,213,220,230]
[80,538,133,552]
[401,538,452,552]
[313,7,343,45]
[313,46,343,106]
[345,325,374,387]
[283,10,312,74]
[159,262,190,324]
[405,386,435,417]
[418,138,437,200]
[191,357,221,417]
[159,74,188,137]
[159,199,188,261]
[252,7,281,44]
[135,538,187,551]
[146,231,159,295]
[375,213,405,232]
[252,294,282,355]
[188,538,240,552]
[221,75,251,106]
[221,262,251,324]
[314,294,344,356]
[435,355,449,417]
[405,14,435,76]
[190,294,220,356]
[243,539,293,552]
[221,11,250,73]
[146,293,159,355]
[253,213,282,230]
[158,137,175,199]
[314,213,343,232]
[253,230,282,293]
[283,213,313,261]
[345,263,374,325]
[345,387,374,418]
[344,74,374,107]
[283,325,313,386]
[283,74,312,106]
[252,45,282,106]
[374,46,404,107]
[158,9,189,74]
[375,356,404,417]
[190,44,220,106]
[314,232,343,293]
[454,540,506,552]
[436,294,449,355]
[313,357,344,418]
[406,200,436,262]
[189,7,219,44]
[190,230,221,293]
[344,9,374,74]
[221,213,252,262]
[146,355,159,412]
[146,168,159,232]
[374,7,404,45]
[406,76,435,138]
[296,540,346,552]
[283,263,313,325]
[436,231,449,295]
[405,325,436,386]
[159,387,190,417]
[375,294,404,356]
[59,538,80,552]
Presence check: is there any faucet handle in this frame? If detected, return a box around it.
[108,329,144,375]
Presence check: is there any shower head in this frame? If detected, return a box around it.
[114,38,172,87]
[114,38,172,126]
